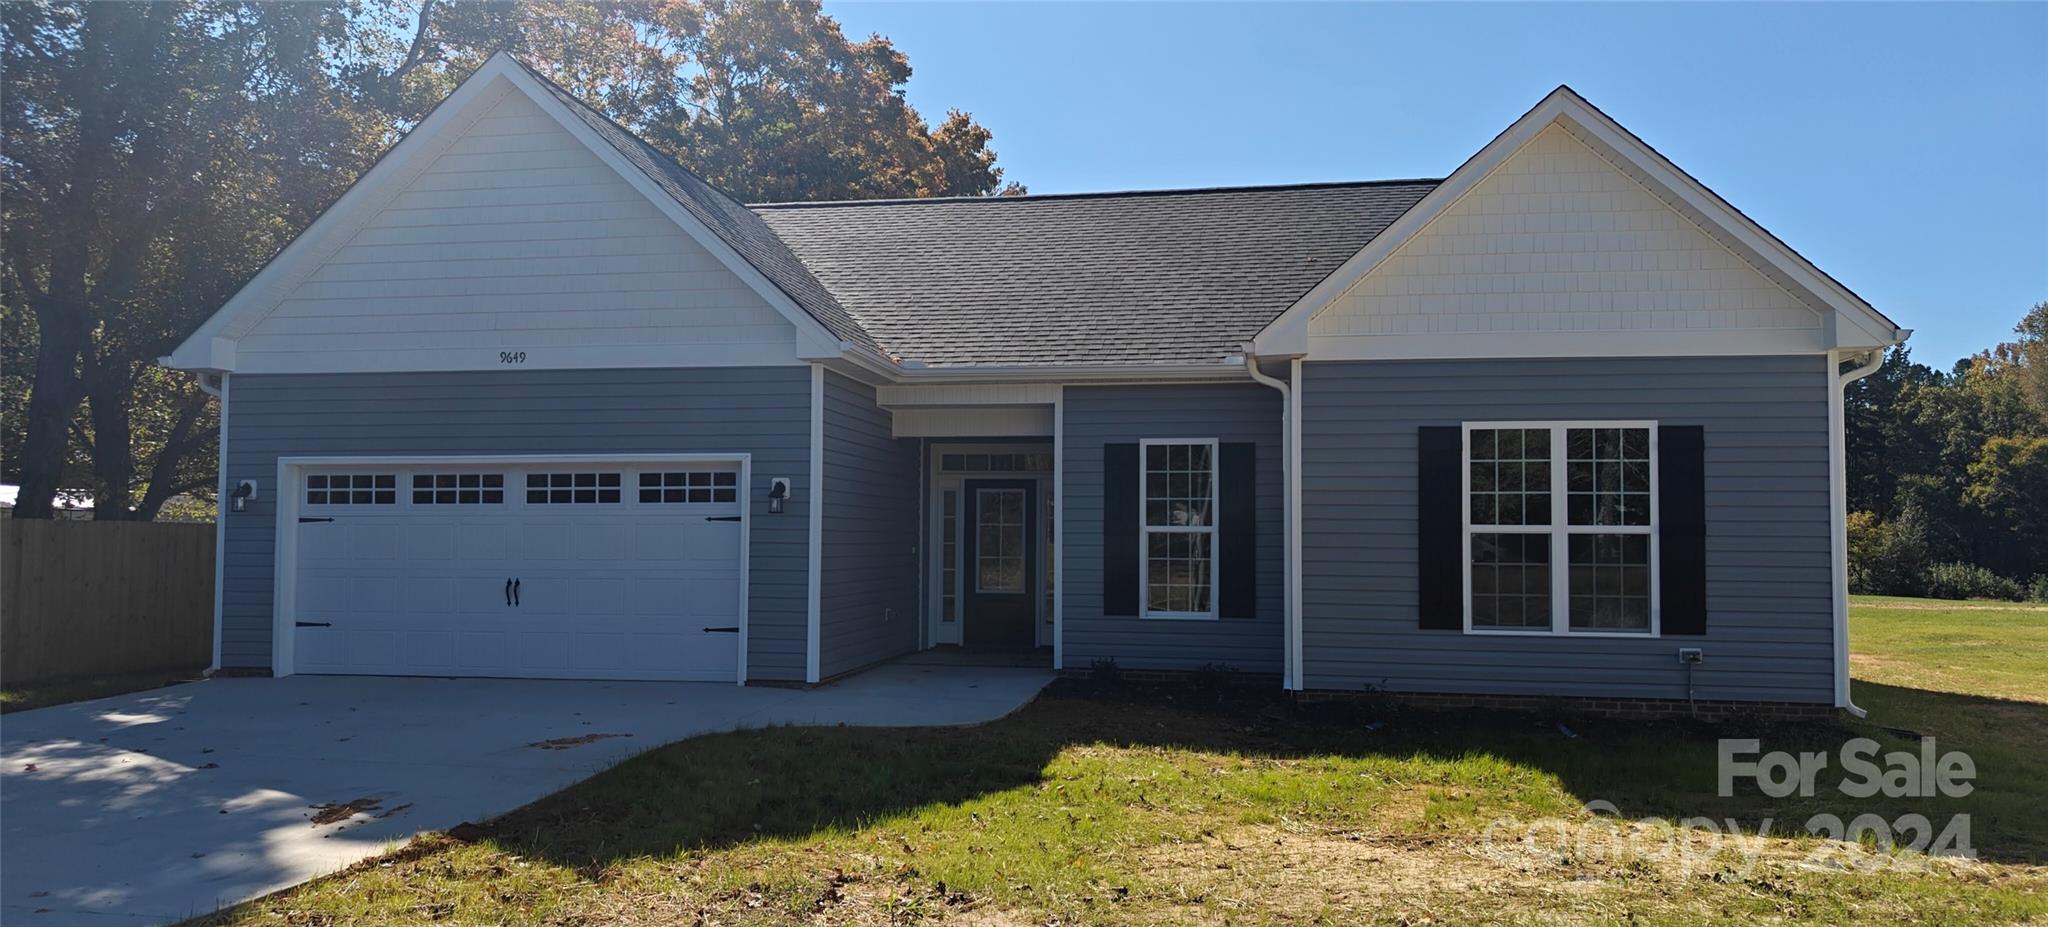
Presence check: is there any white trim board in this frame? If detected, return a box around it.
[166,52,848,375]
[805,364,824,684]
[267,452,752,683]
[1051,387,1066,669]
[1253,86,1905,360]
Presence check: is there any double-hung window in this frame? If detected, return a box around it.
[1141,439,1217,619]
[1464,422,1658,635]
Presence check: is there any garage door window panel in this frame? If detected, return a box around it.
[527,472,622,504]
[412,473,504,505]
[306,473,396,506]
[638,470,739,504]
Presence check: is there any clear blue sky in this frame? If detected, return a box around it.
[826,2,2047,366]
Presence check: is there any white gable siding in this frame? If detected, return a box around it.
[1310,125,1825,357]
[230,91,799,373]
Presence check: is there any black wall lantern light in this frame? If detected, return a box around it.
[230,479,258,513]
[768,477,791,514]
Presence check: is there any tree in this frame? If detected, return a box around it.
[1964,435,2048,580]
[2,2,383,518]
[1844,301,2048,596]
[3,0,1019,520]
[1997,300,2047,416]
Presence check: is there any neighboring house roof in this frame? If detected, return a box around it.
[755,181,1438,368]
[509,60,882,357]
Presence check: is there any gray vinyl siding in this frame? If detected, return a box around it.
[1299,355,1835,703]
[218,366,812,681]
[1063,384,1284,673]
[818,371,921,678]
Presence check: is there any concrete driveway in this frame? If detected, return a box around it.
[0,665,1054,926]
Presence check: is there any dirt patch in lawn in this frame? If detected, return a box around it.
[308,797,384,825]
[529,732,633,750]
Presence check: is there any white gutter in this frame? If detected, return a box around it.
[1829,347,1888,718]
[1243,347,1303,690]
[178,364,228,675]
[889,359,1256,383]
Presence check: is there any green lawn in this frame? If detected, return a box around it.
[0,667,204,714]
[194,599,2048,926]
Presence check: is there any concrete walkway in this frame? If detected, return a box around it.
[0,665,1054,926]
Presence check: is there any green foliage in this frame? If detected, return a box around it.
[1963,435,2048,578]
[1920,562,2026,602]
[1847,304,2048,596]
[1846,507,1930,596]
[1087,657,1123,686]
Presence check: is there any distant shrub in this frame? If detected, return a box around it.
[1847,509,1931,596]
[1921,561,2025,601]
[2028,575,2048,603]
[1088,658,1123,686]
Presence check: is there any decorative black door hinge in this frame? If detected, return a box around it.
[705,515,742,522]
[295,621,332,628]
[701,626,739,633]
[298,516,335,523]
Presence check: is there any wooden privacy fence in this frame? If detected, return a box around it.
[2,518,214,686]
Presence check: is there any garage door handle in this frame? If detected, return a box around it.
[504,578,513,606]
[701,626,739,633]
[512,578,521,606]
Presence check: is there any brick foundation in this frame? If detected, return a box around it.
[1061,667,1838,721]
[1297,689,1840,722]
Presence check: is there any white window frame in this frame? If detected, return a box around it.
[1460,421,1661,638]
[1139,437,1221,621]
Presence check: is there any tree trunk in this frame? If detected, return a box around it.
[12,338,83,519]
[132,384,214,521]
[87,363,138,519]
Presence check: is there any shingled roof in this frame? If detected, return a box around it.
[754,181,1438,368]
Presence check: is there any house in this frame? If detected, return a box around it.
[164,54,1907,716]
[0,485,96,519]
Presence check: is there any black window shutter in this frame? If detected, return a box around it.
[1417,426,1463,630]
[1218,442,1257,619]
[1102,443,1140,617]
[1659,425,1708,635]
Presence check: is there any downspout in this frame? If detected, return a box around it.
[1830,347,1887,718]
[1243,349,1300,690]
[183,367,228,675]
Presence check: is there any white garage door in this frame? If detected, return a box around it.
[288,461,744,681]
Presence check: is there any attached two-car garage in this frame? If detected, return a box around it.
[279,456,747,682]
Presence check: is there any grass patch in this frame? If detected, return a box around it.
[192,601,2048,926]
[1849,594,2048,702]
[0,667,203,714]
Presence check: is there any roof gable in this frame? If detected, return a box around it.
[167,53,866,372]
[1253,86,1904,358]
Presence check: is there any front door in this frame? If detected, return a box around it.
[961,479,1036,648]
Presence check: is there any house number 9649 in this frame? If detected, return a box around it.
[499,351,527,364]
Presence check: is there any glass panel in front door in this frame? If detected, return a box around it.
[975,488,1026,594]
